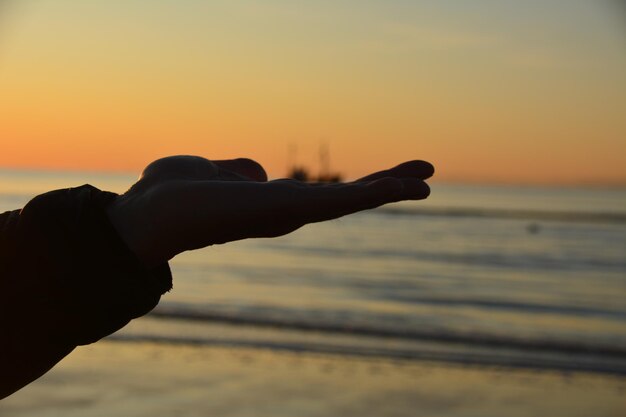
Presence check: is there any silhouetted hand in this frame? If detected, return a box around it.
[106,156,434,267]
[0,155,434,400]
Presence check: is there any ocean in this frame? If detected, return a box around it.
[1,168,625,376]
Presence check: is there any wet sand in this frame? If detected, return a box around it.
[1,340,624,417]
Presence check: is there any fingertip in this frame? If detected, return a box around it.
[400,179,430,200]
[387,160,435,180]
[410,160,435,178]
[420,181,431,199]
[421,161,435,179]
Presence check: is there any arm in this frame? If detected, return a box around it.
[1,155,433,399]
[105,156,434,266]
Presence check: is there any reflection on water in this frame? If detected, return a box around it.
[1,168,626,374]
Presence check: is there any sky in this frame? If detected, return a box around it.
[0,0,625,185]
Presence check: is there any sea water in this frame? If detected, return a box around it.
[1,168,625,375]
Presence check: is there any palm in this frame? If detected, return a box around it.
[107,156,434,266]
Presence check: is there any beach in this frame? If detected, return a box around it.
[2,0,625,414]
[1,170,625,415]
[1,340,624,417]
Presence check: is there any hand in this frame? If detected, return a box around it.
[106,156,434,266]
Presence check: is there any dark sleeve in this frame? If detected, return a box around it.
[1,184,172,347]
[0,209,20,234]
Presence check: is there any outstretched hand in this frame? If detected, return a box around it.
[106,156,434,267]
[0,155,434,400]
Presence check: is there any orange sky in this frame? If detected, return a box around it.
[0,1,625,184]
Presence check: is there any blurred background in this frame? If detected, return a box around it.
[0,0,625,184]
[0,1,625,416]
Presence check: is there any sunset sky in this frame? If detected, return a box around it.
[0,1,624,185]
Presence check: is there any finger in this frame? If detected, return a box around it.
[143,177,430,256]
[290,177,427,224]
[396,178,431,201]
[212,158,268,182]
[186,178,405,230]
[261,177,429,221]
[357,160,434,182]
[210,179,404,236]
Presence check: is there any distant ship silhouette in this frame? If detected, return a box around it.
[287,143,343,183]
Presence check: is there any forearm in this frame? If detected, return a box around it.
[0,334,75,400]
[0,186,172,399]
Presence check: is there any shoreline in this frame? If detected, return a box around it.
[1,340,624,417]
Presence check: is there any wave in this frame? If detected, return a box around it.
[108,333,626,376]
[380,295,626,320]
[261,242,626,272]
[375,206,626,224]
[111,323,626,376]
[147,305,626,359]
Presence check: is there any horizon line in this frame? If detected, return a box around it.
[0,164,625,190]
